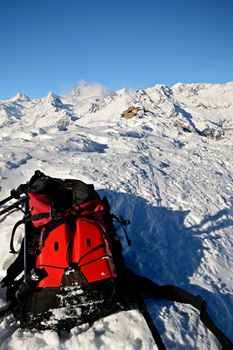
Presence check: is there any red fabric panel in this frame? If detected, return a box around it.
[36,224,67,287]
[73,219,117,283]
[28,192,52,227]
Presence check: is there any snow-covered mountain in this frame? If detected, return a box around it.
[0,82,232,349]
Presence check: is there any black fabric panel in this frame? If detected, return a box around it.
[18,279,131,330]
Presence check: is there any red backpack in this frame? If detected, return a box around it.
[10,170,128,290]
[17,171,123,289]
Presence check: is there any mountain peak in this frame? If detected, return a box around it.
[43,92,63,106]
[10,92,31,102]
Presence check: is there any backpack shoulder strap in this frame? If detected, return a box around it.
[132,274,233,350]
[138,300,166,350]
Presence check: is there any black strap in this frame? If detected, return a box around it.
[76,244,105,267]
[133,274,233,350]
[112,214,131,246]
[65,220,77,267]
[200,308,233,350]
[138,301,166,350]
[10,219,25,254]
[30,212,51,221]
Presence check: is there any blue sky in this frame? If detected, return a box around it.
[0,0,232,99]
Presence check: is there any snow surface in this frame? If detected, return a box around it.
[0,81,233,349]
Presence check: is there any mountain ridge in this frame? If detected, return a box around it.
[0,81,232,141]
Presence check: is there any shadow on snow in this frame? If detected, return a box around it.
[99,189,233,345]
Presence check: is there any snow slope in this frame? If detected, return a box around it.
[0,81,232,349]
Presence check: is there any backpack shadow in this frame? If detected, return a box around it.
[98,189,233,344]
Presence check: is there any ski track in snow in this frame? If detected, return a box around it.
[0,82,233,349]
